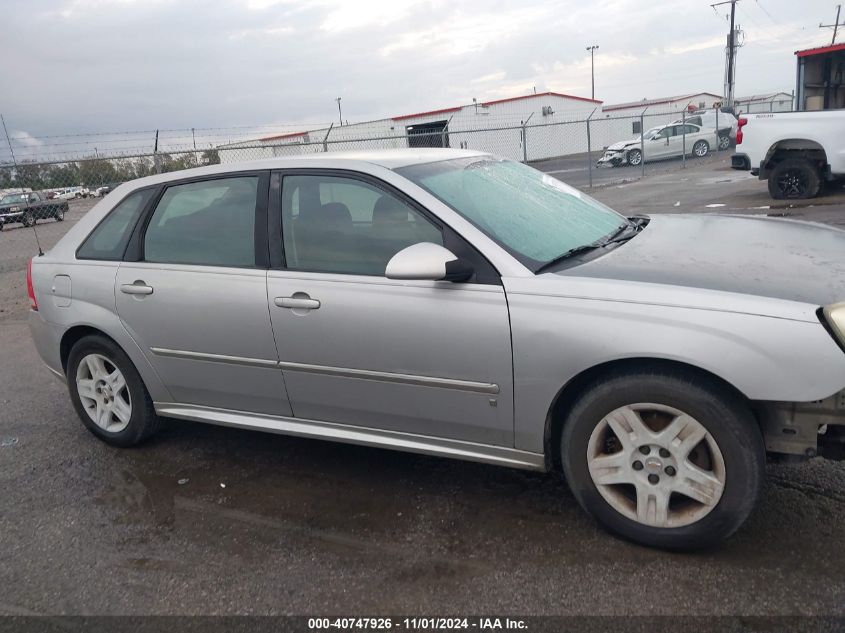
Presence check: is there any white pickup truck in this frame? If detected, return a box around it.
[731,110,845,199]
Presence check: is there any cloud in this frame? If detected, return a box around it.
[0,0,822,150]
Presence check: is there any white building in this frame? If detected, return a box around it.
[218,91,603,164]
[734,92,794,113]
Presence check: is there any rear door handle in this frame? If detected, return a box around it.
[121,281,154,296]
[274,296,320,310]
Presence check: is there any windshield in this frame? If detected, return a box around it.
[0,194,28,205]
[396,157,627,271]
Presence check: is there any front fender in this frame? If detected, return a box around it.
[506,290,845,453]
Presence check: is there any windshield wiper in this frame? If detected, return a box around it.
[535,218,647,274]
[534,239,607,274]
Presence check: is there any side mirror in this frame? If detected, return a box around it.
[385,242,474,282]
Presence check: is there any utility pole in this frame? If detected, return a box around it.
[711,0,740,108]
[335,98,343,126]
[586,45,599,100]
[820,4,844,44]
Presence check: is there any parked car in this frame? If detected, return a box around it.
[597,123,718,167]
[27,149,845,550]
[91,185,111,197]
[670,109,738,150]
[0,190,67,230]
[731,110,845,199]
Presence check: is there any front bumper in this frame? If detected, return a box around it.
[756,389,845,459]
[597,151,626,168]
[731,153,751,171]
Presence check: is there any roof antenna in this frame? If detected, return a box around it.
[1,113,42,256]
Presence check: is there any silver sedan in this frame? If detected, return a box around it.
[27,149,845,549]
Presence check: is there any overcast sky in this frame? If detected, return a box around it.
[0,0,838,154]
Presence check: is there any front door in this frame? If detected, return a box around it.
[115,173,293,416]
[266,172,514,446]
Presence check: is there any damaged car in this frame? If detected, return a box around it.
[597,122,719,167]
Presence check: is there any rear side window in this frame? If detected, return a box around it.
[143,176,258,267]
[77,189,154,261]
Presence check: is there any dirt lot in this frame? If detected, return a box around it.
[1,156,845,617]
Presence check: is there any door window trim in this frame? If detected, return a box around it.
[268,168,501,285]
[123,170,271,269]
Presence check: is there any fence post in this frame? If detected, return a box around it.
[586,107,597,188]
[322,123,333,152]
[521,112,533,163]
[640,107,648,179]
[153,129,161,174]
[442,114,454,148]
[682,110,686,169]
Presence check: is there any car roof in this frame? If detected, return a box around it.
[120,148,489,191]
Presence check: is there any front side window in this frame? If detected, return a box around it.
[77,188,154,260]
[281,175,442,276]
[144,176,258,267]
[396,157,626,271]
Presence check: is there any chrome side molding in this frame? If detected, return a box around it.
[154,402,545,472]
[277,360,500,394]
[149,347,499,394]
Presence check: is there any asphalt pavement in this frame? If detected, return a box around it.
[2,156,845,616]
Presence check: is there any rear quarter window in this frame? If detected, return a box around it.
[77,189,154,261]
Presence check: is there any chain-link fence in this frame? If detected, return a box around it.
[0,106,736,278]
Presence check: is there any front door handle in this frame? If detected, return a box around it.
[274,295,321,310]
[121,281,154,296]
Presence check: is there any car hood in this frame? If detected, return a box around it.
[605,139,640,151]
[554,214,845,306]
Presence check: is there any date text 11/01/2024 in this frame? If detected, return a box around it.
[307,618,528,630]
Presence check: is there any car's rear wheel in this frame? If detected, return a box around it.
[561,369,764,550]
[626,148,642,166]
[67,335,161,447]
[718,135,731,151]
[21,211,35,228]
[55,208,64,222]
[693,140,710,157]
[768,158,821,200]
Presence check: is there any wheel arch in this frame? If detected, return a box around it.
[59,323,171,403]
[542,357,754,471]
[762,139,828,173]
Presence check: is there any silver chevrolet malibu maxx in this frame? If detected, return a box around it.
[27,149,845,549]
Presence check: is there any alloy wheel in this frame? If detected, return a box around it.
[694,141,708,157]
[75,353,132,433]
[776,169,809,198]
[586,403,726,528]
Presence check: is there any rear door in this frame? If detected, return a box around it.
[265,170,514,446]
[115,173,293,416]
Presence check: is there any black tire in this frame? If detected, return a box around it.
[66,335,161,447]
[718,135,731,151]
[768,158,821,200]
[21,211,34,228]
[626,148,642,166]
[560,368,765,550]
[55,208,64,222]
[693,140,710,158]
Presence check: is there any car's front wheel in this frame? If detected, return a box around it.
[626,148,643,166]
[67,335,161,447]
[55,208,64,222]
[561,368,764,550]
[21,211,35,228]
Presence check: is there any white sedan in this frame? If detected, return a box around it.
[597,123,719,167]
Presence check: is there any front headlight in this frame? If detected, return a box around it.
[822,303,845,349]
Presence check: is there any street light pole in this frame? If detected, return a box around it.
[335,98,343,126]
[586,45,599,100]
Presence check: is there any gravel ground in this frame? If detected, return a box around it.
[1,158,845,616]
